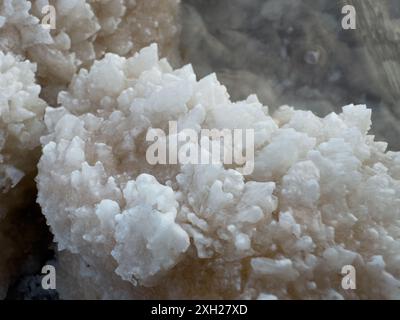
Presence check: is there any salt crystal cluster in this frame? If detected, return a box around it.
[0,0,181,298]
[0,51,47,298]
[0,0,180,103]
[37,44,400,299]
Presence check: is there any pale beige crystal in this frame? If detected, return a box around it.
[0,0,181,103]
[0,0,181,298]
[37,45,400,299]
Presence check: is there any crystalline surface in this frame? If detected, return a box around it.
[0,0,181,298]
[0,51,47,298]
[37,44,400,299]
[0,0,181,103]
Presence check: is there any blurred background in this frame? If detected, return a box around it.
[180,0,400,150]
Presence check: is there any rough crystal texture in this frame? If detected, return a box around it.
[37,44,400,299]
[0,0,181,298]
[0,0,181,103]
[0,51,47,298]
